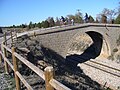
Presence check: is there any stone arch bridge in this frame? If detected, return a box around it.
[26,23,120,60]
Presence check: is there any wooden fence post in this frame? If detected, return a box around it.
[0,53,2,63]
[12,47,21,90]
[4,32,7,46]
[34,31,36,37]
[0,44,3,64]
[3,32,9,74]
[0,45,2,63]
[10,30,14,47]
[44,66,54,90]
[15,31,18,42]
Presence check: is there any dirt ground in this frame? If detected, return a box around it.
[11,35,108,90]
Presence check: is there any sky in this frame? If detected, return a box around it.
[0,0,119,26]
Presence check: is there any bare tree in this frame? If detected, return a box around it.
[102,8,117,23]
[118,2,120,14]
[96,8,117,23]
[47,17,55,27]
[55,17,60,26]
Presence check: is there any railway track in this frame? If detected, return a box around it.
[83,59,120,77]
[78,58,120,90]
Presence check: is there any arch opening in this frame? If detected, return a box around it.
[66,31,106,63]
[85,31,103,58]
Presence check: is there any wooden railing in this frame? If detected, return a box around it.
[0,31,71,90]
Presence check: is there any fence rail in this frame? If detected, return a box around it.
[0,31,71,90]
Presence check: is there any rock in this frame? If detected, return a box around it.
[37,60,48,69]
[17,48,30,53]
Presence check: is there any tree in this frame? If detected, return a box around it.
[21,24,27,28]
[101,8,116,23]
[101,14,107,23]
[95,18,99,23]
[88,15,94,23]
[74,10,83,23]
[115,14,120,24]
[32,23,35,28]
[41,21,45,28]
[28,21,32,29]
[41,20,49,28]
[28,21,35,29]
[67,14,83,23]
[117,2,120,14]
[44,20,49,28]
[0,27,3,33]
[74,14,83,23]
[96,14,107,23]
[67,14,75,20]
[36,22,41,28]
[96,14,101,23]
[55,17,60,26]
[96,8,117,23]
[34,23,37,27]
[12,25,16,28]
[47,17,55,27]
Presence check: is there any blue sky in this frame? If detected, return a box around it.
[0,0,119,26]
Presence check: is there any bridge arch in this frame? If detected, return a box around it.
[65,30,111,60]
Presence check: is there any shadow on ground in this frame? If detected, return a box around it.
[66,43,101,64]
[66,31,103,65]
[40,46,103,90]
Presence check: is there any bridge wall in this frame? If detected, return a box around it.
[28,24,120,59]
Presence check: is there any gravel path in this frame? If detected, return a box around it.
[0,63,16,90]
